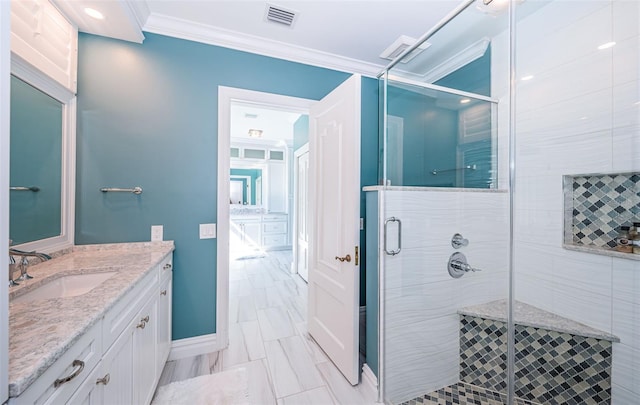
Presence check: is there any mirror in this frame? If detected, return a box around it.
[10,75,63,244]
[230,168,263,206]
[9,60,76,252]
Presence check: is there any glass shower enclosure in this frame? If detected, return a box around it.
[369,0,639,404]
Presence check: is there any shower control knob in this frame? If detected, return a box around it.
[451,233,469,249]
[448,252,482,278]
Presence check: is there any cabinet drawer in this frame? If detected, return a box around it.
[262,234,287,247]
[65,361,104,405]
[262,214,287,222]
[102,268,157,351]
[159,254,173,284]
[13,322,102,405]
[263,221,286,234]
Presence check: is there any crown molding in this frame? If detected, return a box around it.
[122,0,150,41]
[143,13,382,77]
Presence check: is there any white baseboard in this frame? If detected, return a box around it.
[168,333,218,360]
[361,363,378,400]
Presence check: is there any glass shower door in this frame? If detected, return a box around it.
[372,1,515,403]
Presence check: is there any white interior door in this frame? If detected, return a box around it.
[308,74,361,385]
[294,146,310,282]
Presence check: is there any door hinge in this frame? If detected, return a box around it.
[355,246,359,266]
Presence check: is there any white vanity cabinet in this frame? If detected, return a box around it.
[232,215,262,247]
[10,322,103,405]
[262,214,288,248]
[10,252,173,405]
[231,214,289,250]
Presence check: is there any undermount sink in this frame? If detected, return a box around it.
[12,272,117,303]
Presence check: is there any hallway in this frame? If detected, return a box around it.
[157,250,375,404]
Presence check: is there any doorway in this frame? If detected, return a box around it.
[216,87,315,350]
[217,78,363,388]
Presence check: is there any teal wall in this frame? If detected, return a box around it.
[435,45,491,97]
[10,75,62,244]
[293,115,309,152]
[76,32,378,340]
[360,77,379,305]
[387,85,458,187]
[230,168,261,205]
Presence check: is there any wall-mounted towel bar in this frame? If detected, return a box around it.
[10,186,40,192]
[100,186,143,195]
[431,164,477,175]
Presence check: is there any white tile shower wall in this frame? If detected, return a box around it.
[381,190,509,404]
[512,0,639,402]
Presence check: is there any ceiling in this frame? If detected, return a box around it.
[230,103,301,143]
[53,0,465,77]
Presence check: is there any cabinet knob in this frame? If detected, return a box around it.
[142,315,150,323]
[137,321,146,329]
[163,263,172,270]
[96,373,110,386]
[160,290,167,296]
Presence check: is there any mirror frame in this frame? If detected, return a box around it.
[10,54,76,253]
[230,160,268,209]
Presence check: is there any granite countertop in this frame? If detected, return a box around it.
[8,241,175,398]
[458,299,619,342]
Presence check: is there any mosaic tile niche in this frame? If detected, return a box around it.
[564,172,639,250]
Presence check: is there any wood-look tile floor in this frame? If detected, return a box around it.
[157,250,376,404]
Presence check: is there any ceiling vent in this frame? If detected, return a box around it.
[244,113,258,119]
[380,35,431,63]
[264,4,298,27]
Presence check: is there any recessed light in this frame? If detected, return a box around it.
[521,75,534,81]
[597,41,616,50]
[248,129,263,138]
[460,98,471,104]
[84,8,104,20]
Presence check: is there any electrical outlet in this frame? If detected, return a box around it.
[199,223,216,239]
[151,225,163,241]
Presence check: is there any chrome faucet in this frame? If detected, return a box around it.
[8,248,52,284]
[8,254,19,287]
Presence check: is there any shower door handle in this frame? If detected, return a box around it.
[384,217,401,256]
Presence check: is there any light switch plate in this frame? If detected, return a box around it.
[199,223,216,239]
[151,225,163,241]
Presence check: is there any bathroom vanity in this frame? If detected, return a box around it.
[7,241,174,405]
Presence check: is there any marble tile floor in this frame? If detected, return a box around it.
[157,250,376,404]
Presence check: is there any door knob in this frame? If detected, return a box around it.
[335,254,351,263]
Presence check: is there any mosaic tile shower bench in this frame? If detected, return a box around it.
[401,300,618,405]
[459,300,618,404]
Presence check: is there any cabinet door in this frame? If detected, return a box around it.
[101,322,134,405]
[157,275,173,377]
[243,221,262,247]
[268,162,287,212]
[133,296,158,405]
[65,362,104,405]
[10,0,78,91]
